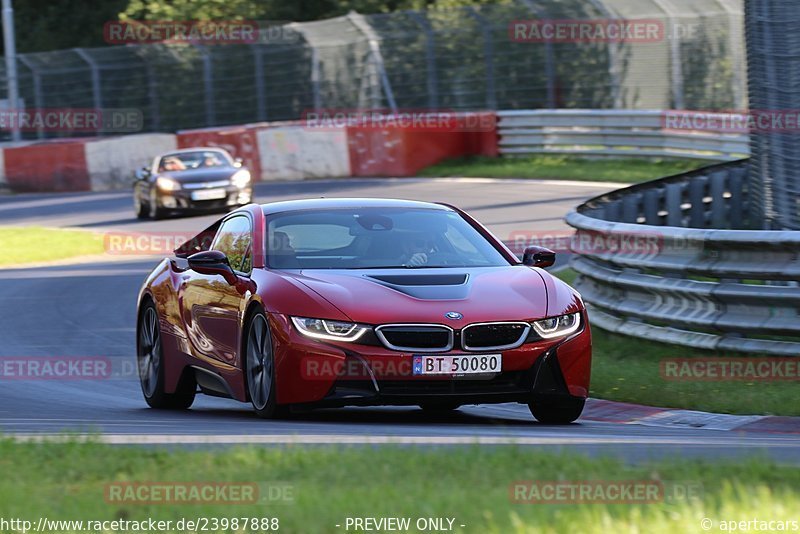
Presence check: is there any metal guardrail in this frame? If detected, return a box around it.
[565,159,800,356]
[498,110,750,161]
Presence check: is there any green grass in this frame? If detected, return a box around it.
[419,155,704,183]
[0,440,797,533]
[555,269,800,416]
[0,227,104,267]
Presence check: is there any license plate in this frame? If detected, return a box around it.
[413,354,502,376]
[191,188,227,201]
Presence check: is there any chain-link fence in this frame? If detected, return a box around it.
[0,0,744,140]
[746,0,800,230]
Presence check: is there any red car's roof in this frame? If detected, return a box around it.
[259,198,452,215]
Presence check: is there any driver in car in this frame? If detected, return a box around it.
[401,233,435,267]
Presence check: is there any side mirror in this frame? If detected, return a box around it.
[188,250,237,284]
[233,157,243,167]
[135,166,151,180]
[522,246,556,268]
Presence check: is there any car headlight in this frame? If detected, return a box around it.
[156,176,181,191]
[231,169,251,188]
[531,312,582,339]
[291,317,369,342]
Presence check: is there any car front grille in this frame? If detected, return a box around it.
[375,325,454,352]
[374,322,532,352]
[462,322,531,351]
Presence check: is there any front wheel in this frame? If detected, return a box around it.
[244,311,282,419]
[137,302,195,409]
[133,190,149,219]
[148,188,165,220]
[528,397,585,424]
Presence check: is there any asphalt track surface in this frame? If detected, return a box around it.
[1,178,799,463]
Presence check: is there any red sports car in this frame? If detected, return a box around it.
[136,199,591,423]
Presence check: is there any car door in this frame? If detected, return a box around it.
[178,214,254,368]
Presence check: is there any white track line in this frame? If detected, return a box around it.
[7,434,798,446]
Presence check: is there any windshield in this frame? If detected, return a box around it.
[266,207,510,270]
[158,150,231,172]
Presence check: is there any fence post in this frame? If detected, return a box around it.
[74,48,103,132]
[348,11,397,111]
[193,45,216,127]
[17,55,43,139]
[651,0,685,109]
[144,63,160,132]
[466,7,497,110]
[409,11,439,110]
[520,0,556,108]
[586,0,623,108]
[252,44,266,121]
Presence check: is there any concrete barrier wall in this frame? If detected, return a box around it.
[4,140,91,192]
[1,112,499,192]
[3,135,177,193]
[257,127,351,180]
[85,134,178,191]
[176,124,269,181]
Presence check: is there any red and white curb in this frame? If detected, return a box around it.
[583,399,800,434]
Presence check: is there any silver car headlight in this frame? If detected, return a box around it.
[291,317,369,342]
[531,312,582,339]
[231,169,251,188]
[156,176,181,191]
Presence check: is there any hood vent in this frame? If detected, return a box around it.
[367,274,468,287]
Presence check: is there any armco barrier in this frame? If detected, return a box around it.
[3,134,176,192]
[565,159,800,356]
[499,110,750,161]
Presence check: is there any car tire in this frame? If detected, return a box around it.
[419,403,461,413]
[148,188,164,220]
[133,191,149,219]
[244,309,285,419]
[137,301,196,410]
[528,397,585,424]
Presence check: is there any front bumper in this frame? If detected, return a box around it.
[268,313,592,407]
[156,186,253,211]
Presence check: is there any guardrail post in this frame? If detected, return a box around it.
[664,183,683,227]
[688,176,707,228]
